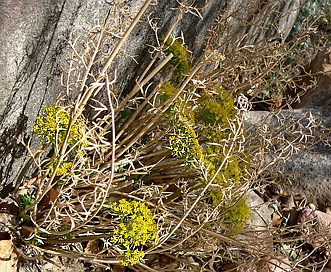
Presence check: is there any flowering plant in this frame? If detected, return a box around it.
[109,199,158,266]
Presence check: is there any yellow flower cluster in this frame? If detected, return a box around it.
[110,199,158,266]
[159,82,177,103]
[33,105,85,147]
[33,105,86,176]
[197,88,236,126]
[49,161,73,176]
[221,198,251,235]
[169,117,203,162]
[161,83,251,234]
[121,249,145,267]
[203,127,250,205]
[163,37,191,83]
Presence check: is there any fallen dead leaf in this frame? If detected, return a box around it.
[84,239,99,254]
[0,233,16,272]
[0,233,13,259]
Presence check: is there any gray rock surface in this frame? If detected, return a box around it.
[220,0,307,46]
[246,108,331,208]
[245,45,331,208]
[0,0,305,195]
[296,47,331,109]
[239,191,273,250]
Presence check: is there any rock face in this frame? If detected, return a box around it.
[0,0,305,195]
[0,0,90,197]
[283,48,331,207]
[246,107,331,209]
[244,42,331,208]
[220,0,306,46]
[238,191,273,251]
[296,47,331,109]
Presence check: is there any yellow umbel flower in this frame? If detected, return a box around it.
[110,199,158,266]
[221,198,251,235]
[169,116,203,162]
[197,89,236,126]
[48,161,73,176]
[33,105,87,176]
[33,105,85,148]
[163,37,191,83]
